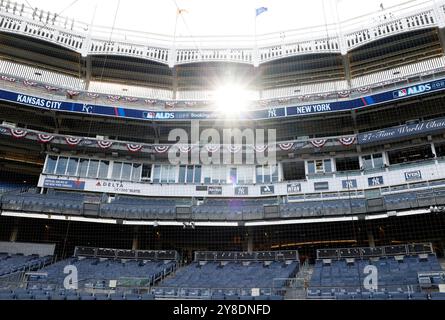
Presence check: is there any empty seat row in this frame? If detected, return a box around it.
[309,252,444,299]
[157,261,299,298]
[0,289,155,300]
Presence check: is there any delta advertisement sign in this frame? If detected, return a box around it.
[94,181,142,194]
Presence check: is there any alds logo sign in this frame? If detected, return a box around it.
[393,84,431,98]
[143,112,175,120]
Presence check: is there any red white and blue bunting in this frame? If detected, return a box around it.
[338,90,351,98]
[178,145,192,153]
[10,129,27,139]
[66,90,81,97]
[357,86,370,94]
[0,122,359,154]
[1,75,16,82]
[45,85,59,92]
[97,140,113,149]
[278,98,291,104]
[127,144,143,153]
[23,80,38,87]
[253,145,268,153]
[228,145,242,153]
[107,95,121,103]
[205,144,220,153]
[154,146,170,153]
[66,137,82,146]
[144,99,156,105]
[124,97,139,103]
[37,134,54,143]
[258,100,269,107]
[278,143,294,151]
[165,101,177,108]
[338,136,356,146]
[87,93,100,99]
[311,139,327,148]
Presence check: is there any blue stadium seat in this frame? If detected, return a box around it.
[430,292,445,300]
[410,292,428,300]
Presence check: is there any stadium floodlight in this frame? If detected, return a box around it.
[213,85,254,115]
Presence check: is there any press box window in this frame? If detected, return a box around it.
[282,161,306,181]
[307,159,332,174]
[152,165,161,183]
[98,161,110,179]
[44,156,58,174]
[112,162,123,180]
[237,166,254,185]
[387,145,434,165]
[132,163,142,182]
[160,165,176,183]
[362,153,384,170]
[179,165,202,184]
[55,157,68,175]
[141,164,152,181]
[121,163,132,181]
[78,159,89,177]
[256,165,279,184]
[66,158,79,176]
[87,160,99,178]
[335,157,360,172]
[435,142,445,157]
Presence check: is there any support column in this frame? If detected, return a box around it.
[342,54,352,87]
[244,228,254,252]
[247,235,254,253]
[367,230,376,248]
[332,0,351,87]
[171,66,178,100]
[436,28,445,55]
[382,151,389,167]
[84,56,92,90]
[168,48,176,68]
[9,225,18,242]
[433,0,445,29]
[132,227,139,251]
[431,141,437,158]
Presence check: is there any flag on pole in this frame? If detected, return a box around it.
[256,7,268,17]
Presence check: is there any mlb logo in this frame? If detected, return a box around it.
[144,112,156,119]
[395,89,407,98]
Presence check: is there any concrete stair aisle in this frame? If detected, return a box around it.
[439,259,445,271]
[283,263,314,300]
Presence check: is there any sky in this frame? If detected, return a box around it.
[19,0,421,37]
